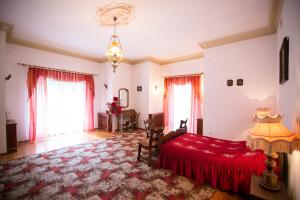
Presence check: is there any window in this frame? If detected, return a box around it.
[172,83,192,131]
[163,75,202,133]
[46,79,86,136]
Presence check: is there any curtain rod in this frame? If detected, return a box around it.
[17,63,98,76]
[163,73,203,78]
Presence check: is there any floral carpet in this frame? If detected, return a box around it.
[0,132,214,200]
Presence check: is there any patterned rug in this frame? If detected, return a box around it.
[0,132,214,200]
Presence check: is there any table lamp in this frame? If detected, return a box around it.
[247,108,300,191]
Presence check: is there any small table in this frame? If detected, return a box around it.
[250,175,288,200]
[6,120,17,153]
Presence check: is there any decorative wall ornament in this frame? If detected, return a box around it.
[5,74,12,81]
[137,86,142,91]
[237,79,243,86]
[227,79,233,86]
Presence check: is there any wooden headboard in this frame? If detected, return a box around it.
[159,127,187,145]
[158,128,186,153]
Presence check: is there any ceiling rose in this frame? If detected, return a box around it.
[96,2,135,26]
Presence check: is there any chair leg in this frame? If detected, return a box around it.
[155,145,159,154]
[148,147,152,166]
[137,144,141,161]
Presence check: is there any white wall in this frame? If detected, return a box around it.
[203,35,277,140]
[276,0,300,199]
[111,63,135,110]
[0,31,6,154]
[5,44,105,141]
[162,59,204,76]
[132,61,164,128]
[133,62,150,127]
[148,62,163,114]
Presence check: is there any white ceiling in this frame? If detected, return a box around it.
[0,0,270,60]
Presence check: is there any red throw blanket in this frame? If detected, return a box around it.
[159,133,266,193]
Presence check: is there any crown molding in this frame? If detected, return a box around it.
[199,0,283,49]
[0,21,13,41]
[1,20,202,66]
[269,0,283,32]
[132,53,204,65]
[1,21,106,63]
[160,52,204,65]
[131,56,164,65]
[198,27,274,49]
[1,0,281,65]
[9,37,107,63]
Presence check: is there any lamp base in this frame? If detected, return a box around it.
[260,152,280,191]
[259,181,280,191]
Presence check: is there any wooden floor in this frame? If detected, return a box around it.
[0,130,113,162]
[0,130,242,200]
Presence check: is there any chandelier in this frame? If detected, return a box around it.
[96,2,135,73]
[105,16,123,72]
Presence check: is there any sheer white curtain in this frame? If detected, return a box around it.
[171,83,192,131]
[36,79,86,139]
[164,75,202,133]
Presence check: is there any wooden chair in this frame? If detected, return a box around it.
[137,127,164,166]
[131,112,140,130]
[148,113,164,128]
[144,119,153,138]
[180,119,188,128]
[121,109,139,132]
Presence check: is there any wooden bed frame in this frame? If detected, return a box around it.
[158,127,187,151]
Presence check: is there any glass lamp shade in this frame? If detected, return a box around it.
[105,35,124,72]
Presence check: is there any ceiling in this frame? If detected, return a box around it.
[0,0,272,62]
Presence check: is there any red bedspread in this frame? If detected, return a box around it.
[158,133,266,193]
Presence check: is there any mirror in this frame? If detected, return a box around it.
[118,88,129,108]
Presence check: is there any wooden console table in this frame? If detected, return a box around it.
[97,112,112,132]
[6,120,17,153]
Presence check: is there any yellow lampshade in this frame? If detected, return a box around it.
[249,122,295,142]
[247,108,300,190]
[247,109,300,153]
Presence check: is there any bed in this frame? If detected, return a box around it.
[158,133,266,193]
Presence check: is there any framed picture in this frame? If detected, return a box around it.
[237,79,243,86]
[137,86,142,91]
[280,37,289,84]
[227,79,233,86]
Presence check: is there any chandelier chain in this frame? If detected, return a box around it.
[113,16,117,35]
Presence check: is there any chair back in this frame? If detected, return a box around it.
[130,112,140,129]
[179,119,188,128]
[148,113,164,128]
[135,112,140,122]
[144,119,153,138]
[149,127,164,147]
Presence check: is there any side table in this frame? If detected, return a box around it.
[250,175,288,200]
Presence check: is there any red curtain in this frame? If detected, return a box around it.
[27,67,95,142]
[163,75,202,133]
